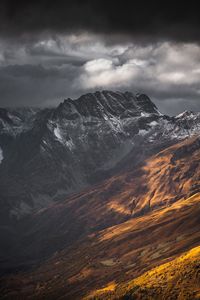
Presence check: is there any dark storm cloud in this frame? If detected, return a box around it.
[0,1,200,43]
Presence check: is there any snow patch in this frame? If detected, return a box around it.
[0,147,3,164]
[141,112,151,117]
[54,126,63,141]
[149,121,158,127]
[175,111,197,120]
[103,114,125,134]
[156,109,163,116]
[54,124,75,150]
[138,129,149,136]
[65,139,75,150]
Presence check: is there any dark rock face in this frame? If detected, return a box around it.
[55,91,157,119]
[0,90,199,221]
[134,93,158,114]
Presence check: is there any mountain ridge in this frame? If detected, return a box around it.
[0,91,200,299]
[0,91,200,222]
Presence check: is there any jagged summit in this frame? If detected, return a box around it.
[175,110,197,119]
[55,90,159,119]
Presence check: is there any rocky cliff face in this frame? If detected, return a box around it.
[0,91,199,220]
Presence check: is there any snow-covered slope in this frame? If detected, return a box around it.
[0,90,199,220]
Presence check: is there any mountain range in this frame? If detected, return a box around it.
[1,91,199,220]
[0,91,200,299]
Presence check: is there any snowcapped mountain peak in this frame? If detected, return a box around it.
[55,90,159,121]
[175,110,196,119]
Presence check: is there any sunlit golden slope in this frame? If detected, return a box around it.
[124,245,200,300]
[92,245,200,300]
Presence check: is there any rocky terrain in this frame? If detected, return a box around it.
[0,91,200,222]
[0,91,200,299]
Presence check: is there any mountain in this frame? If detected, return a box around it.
[0,136,200,299]
[0,91,200,223]
[0,91,200,299]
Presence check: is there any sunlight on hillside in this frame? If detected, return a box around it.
[108,202,131,215]
[122,245,200,299]
[99,193,200,242]
[93,245,200,299]
[85,282,116,299]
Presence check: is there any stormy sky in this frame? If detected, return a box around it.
[0,1,199,115]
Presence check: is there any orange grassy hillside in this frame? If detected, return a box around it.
[1,193,200,300]
[106,245,200,300]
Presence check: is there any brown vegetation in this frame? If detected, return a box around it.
[1,136,200,299]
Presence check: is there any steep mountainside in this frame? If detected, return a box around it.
[0,91,200,222]
[0,136,200,299]
[94,245,200,299]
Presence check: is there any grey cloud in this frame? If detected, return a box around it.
[0,35,199,115]
[0,62,82,107]
[0,64,65,78]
